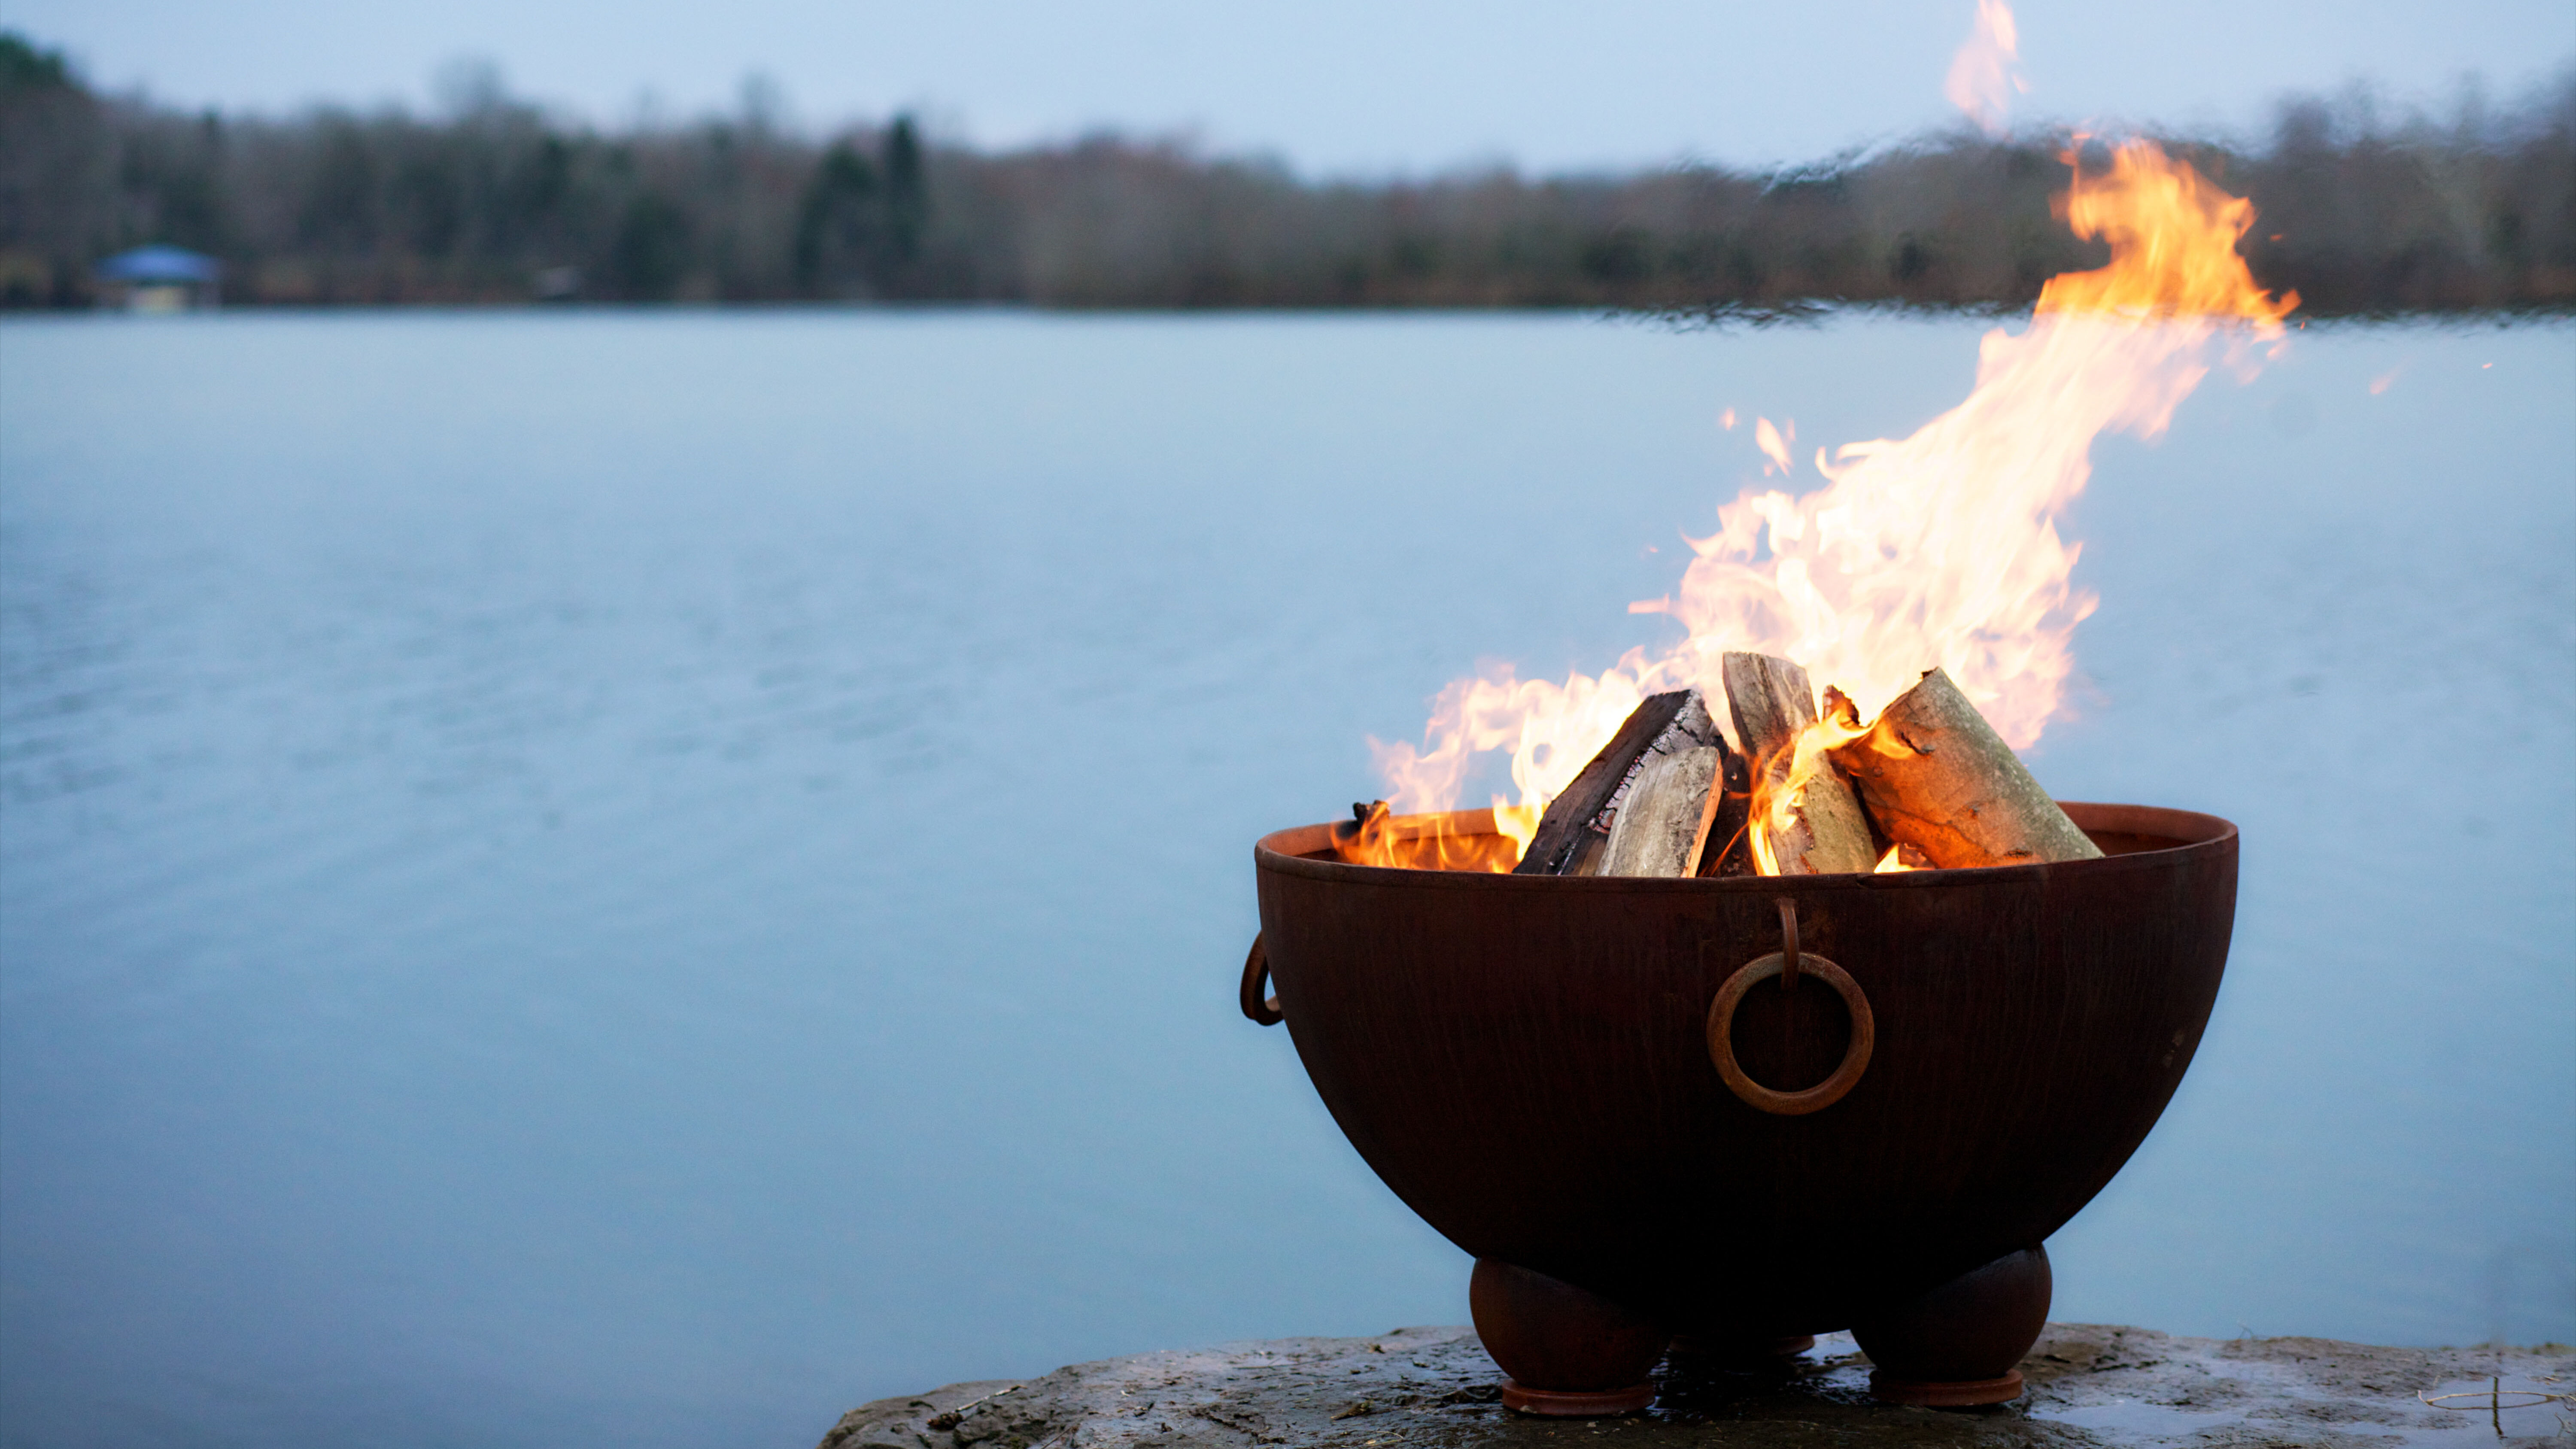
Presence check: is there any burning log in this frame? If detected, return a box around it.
[1721,652,1878,876]
[1513,689,1723,876]
[1826,668,2103,868]
[1597,745,1723,877]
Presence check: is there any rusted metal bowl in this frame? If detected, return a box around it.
[1244,802,2235,1340]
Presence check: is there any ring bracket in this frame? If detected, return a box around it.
[1705,936,1874,1115]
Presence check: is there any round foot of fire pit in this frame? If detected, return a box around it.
[1500,1379,1657,1416]
[1468,1258,1666,1414]
[1853,1245,2051,1402]
[1666,1332,1816,1364]
[1867,1369,2025,1406]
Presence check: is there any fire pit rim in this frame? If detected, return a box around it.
[1254,800,2235,891]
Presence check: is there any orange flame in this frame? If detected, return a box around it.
[1372,140,2293,870]
[1329,801,1524,873]
[1749,689,1870,874]
[2041,140,2300,324]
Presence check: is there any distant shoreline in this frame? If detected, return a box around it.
[15,298,2574,325]
[6,32,2571,317]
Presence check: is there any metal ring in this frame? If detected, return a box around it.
[1705,951,1874,1115]
[1239,933,1284,1026]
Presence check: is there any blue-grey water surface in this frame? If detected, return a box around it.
[2,310,2570,1449]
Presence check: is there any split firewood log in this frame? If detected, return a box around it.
[1826,667,2103,868]
[1597,745,1723,877]
[1720,651,1877,876]
[1513,687,1724,876]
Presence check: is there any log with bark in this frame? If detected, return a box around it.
[1826,667,2102,868]
[1720,652,1878,876]
[1512,688,1725,876]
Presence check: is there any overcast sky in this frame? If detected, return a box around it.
[5,0,2570,173]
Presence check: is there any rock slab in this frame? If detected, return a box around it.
[818,1324,2573,1448]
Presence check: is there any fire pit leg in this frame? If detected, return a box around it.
[1852,1245,2051,1406]
[1468,1258,1665,1416]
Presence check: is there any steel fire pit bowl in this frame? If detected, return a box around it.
[1241,802,2235,1413]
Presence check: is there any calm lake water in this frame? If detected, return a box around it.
[1,310,2569,1449]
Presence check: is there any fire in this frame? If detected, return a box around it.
[1371,137,2294,870]
[1944,0,2028,138]
[1366,651,1657,863]
[1755,416,1795,475]
[1749,693,1867,875]
[1329,801,1523,873]
[2041,140,2300,324]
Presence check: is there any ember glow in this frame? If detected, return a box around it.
[1366,137,2295,873]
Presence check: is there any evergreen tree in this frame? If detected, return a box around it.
[0,31,73,93]
[882,115,927,270]
[793,140,878,295]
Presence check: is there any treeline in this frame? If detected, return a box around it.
[3,33,2570,313]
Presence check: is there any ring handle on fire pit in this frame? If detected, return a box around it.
[1240,933,1284,1026]
[1705,899,1874,1115]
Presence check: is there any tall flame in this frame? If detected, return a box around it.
[1370,140,2294,863]
[1945,0,2029,138]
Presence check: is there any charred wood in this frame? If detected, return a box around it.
[1692,745,1757,877]
[1513,688,1722,876]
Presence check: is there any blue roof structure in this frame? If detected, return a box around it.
[95,246,222,284]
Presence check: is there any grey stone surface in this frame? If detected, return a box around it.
[816,1325,2573,1449]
